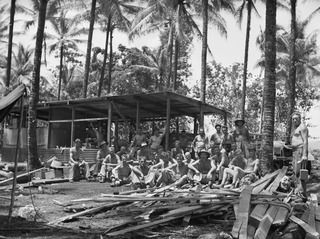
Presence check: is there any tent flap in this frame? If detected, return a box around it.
[0,85,25,123]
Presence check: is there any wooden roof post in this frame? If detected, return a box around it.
[199,103,204,129]
[224,112,227,126]
[115,119,119,151]
[136,100,140,130]
[70,107,75,147]
[165,95,171,151]
[194,115,198,135]
[47,108,52,148]
[107,101,112,145]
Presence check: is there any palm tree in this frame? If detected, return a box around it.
[260,0,277,176]
[6,0,16,88]
[28,0,49,170]
[96,0,140,95]
[82,0,97,98]
[236,0,260,120]
[47,10,86,100]
[16,0,64,66]
[129,46,167,90]
[285,0,296,143]
[200,0,208,104]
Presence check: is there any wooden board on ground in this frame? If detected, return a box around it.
[254,205,278,239]
[265,167,288,193]
[273,206,289,225]
[231,186,253,239]
[290,215,319,239]
[0,167,45,186]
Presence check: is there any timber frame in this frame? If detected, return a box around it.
[16,91,231,150]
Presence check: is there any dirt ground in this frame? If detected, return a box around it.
[0,157,319,239]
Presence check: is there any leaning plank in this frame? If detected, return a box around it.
[251,170,280,189]
[265,167,288,193]
[107,216,179,236]
[290,215,319,239]
[254,206,278,239]
[273,206,289,225]
[48,202,127,225]
[0,167,45,186]
[231,186,253,239]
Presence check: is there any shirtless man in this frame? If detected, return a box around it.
[210,124,223,148]
[218,145,259,188]
[111,154,144,187]
[289,112,309,197]
[192,128,208,159]
[232,119,250,158]
[99,146,120,182]
[69,139,90,182]
[93,141,108,177]
[188,149,216,186]
[221,125,233,154]
[131,127,147,148]
[149,128,166,151]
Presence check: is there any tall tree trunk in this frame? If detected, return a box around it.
[200,0,208,103]
[43,34,47,66]
[285,0,297,144]
[6,0,16,87]
[82,0,97,98]
[166,25,174,89]
[261,0,277,176]
[107,26,113,94]
[172,37,179,91]
[98,15,111,97]
[28,0,48,170]
[57,44,63,100]
[240,0,252,121]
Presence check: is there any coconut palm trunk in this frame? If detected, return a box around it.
[83,0,97,98]
[166,25,174,89]
[107,26,113,94]
[98,15,111,97]
[6,0,16,87]
[28,0,48,170]
[260,0,277,176]
[200,0,208,104]
[285,0,297,144]
[240,0,252,120]
[172,37,179,91]
[57,44,63,100]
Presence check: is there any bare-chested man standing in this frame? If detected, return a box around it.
[290,112,309,197]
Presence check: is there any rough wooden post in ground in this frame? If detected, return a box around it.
[165,96,171,151]
[70,107,75,146]
[107,101,112,145]
[136,100,140,130]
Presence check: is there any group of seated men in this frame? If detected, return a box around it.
[68,119,261,189]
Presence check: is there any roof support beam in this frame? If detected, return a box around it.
[165,96,171,151]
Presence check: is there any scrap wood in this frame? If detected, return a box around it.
[31,178,69,185]
[254,206,278,239]
[265,166,288,193]
[0,167,45,186]
[48,201,129,225]
[290,215,320,239]
[273,206,290,225]
[107,216,179,236]
[231,185,253,239]
[251,170,280,194]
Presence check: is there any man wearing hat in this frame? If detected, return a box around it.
[232,119,250,158]
[93,141,108,177]
[69,139,91,182]
[188,149,216,186]
[192,128,208,159]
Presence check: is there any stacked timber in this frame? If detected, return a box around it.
[47,167,320,238]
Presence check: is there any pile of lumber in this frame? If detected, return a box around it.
[48,167,320,238]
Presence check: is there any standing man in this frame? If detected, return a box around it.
[221,125,233,154]
[210,124,223,147]
[69,139,90,182]
[192,128,208,159]
[93,140,108,177]
[290,112,309,197]
[232,119,250,158]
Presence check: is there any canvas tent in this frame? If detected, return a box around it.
[0,85,25,122]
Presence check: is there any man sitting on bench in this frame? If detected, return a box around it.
[69,138,91,182]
